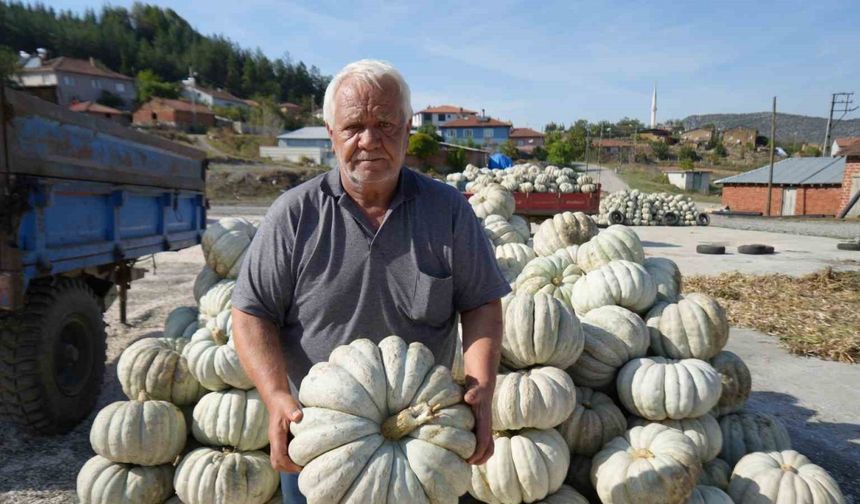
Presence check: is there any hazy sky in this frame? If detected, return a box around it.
[47,0,860,129]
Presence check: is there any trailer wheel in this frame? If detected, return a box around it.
[609,210,625,225]
[0,277,106,434]
[696,213,711,226]
[662,212,679,226]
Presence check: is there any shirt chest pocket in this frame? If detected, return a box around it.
[407,270,454,327]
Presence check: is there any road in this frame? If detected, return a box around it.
[579,164,630,193]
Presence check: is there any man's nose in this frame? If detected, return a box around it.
[358,126,382,150]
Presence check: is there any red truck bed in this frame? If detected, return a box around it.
[464,185,601,216]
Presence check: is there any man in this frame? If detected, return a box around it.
[232,59,509,504]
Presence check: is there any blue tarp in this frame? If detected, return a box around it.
[488,153,513,169]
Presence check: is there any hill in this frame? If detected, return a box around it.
[682,112,860,145]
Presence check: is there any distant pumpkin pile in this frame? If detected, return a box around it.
[457,183,846,503]
[446,163,598,194]
[77,217,282,504]
[598,189,704,226]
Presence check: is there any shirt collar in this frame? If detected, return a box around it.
[320,166,419,204]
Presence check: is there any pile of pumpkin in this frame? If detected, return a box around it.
[462,183,846,503]
[446,163,598,194]
[76,218,284,504]
[597,189,703,226]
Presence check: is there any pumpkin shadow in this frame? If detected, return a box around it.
[745,390,860,502]
[640,240,681,248]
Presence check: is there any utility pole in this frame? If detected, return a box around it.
[766,97,776,217]
[822,92,857,155]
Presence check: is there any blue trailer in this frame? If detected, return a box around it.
[0,87,207,433]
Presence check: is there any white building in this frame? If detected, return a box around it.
[260,127,336,166]
[411,105,477,129]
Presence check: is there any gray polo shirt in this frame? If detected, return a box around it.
[232,166,510,386]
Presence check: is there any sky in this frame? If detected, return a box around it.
[47,0,860,130]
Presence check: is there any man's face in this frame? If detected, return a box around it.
[327,76,410,187]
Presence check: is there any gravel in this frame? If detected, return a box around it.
[710,214,860,240]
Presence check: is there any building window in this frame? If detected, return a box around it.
[423,113,432,122]
[483,128,493,138]
[91,79,97,88]
[445,129,455,138]
[464,129,473,138]
[63,75,75,86]
[115,83,126,93]
[437,113,446,122]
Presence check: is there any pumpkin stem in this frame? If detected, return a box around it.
[381,402,438,440]
[212,327,228,346]
[136,390,150,402]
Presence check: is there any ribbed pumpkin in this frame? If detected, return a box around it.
[557,386,627,456]
[492,366,576,430]
[709,351,752,416]
[501,292,585,369]
[90,393,186,465]
[646,293,729,360]
[76,455,174,504]
[174,448,279,504]
[643,257,682,302]
[629,413,723,463]
[183,325,254,392]
[201,217,256,279]
[495,243,537,285]
[193,266,222,304]
[569,305,649,388]
[553,244,580,265]
[469,428,569,504]
[289,336,476,503]
[470,185,515,220]
[718,412,792,466]
[198,279,235,322]
[570,260,657,315]
[688,485,734,504]
[514,254,583,307]
[117,337,204,406]
[576,225,645,272]
[533,211,598,256]
[616,357,722,421]
[591,423,701,504]
[699,458,731,491]
[164,306,199,339]
[192,389,269,451]
[484,214,529,246]
[728,450,845,504]
[537,485,590,504]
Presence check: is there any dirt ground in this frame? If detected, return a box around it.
[1,213,858,503]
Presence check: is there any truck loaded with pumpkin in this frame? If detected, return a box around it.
[74,183,847,503]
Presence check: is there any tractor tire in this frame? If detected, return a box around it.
[609,210,625,225]
[0,277,106,434]
[738,244,775,255]
[836,241,860,251]
[697,213,711,226]
[662,212,679,226]
[696,244,726,255]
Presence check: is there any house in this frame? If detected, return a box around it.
[260,127,335,166]
[133,98,215,131]
[662,168,711,193]
[840,144,860,217]
[832,137,860,157]
[438,116,512,151]
[722,126,758,147]
[181,83,248,110]
[715,157,847,216]
[14,55,136,109]
[69,101,130,125]
[595,138,635,156]
[279,102,303,116]
[411,105,477,129]
[509,127,545,154]
[680,127,715,145]
[637,128,673,143]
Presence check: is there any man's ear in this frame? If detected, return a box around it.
[325,122,333,137]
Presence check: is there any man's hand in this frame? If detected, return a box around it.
[464,378,494,465]
[267,390,304,473]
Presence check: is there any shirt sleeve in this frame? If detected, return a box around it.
[231,200,295,328]
[451,195,512,312]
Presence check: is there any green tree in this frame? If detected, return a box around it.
[135,69,179,102]
[407,132,439,162]
[678,145,700,162]
[547,139,575,165]
[446,146,467,172]
[650,141,670,160]
[0,45,19,83]
[713,141,727,157]
[500,140,519,159]
[532,145,548,161]
[680,158,695,170]
[417,124,441,141]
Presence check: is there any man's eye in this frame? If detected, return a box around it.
[379,122,391,128]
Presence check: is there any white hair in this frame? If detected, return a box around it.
[323,59,412,127]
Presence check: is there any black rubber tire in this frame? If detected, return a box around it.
[608,210,625,225]
[662,212,679,226]
[0,277,106,434]
[696,244,726,255]
[696,213,711,226]
[836,241,860,251]
[738,244,775,255]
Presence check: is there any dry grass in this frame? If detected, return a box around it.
[686,268,860,363]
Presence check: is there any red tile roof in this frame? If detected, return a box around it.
[596,138,635,148]
[20,57,133,81]
[834,137,860,148]
[142,98,213,115]
[69,101,125,114]
[510,127,544,138]
[441,116,511,128]
[417,104,477,114]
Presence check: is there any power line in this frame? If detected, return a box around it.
[823,92,857,155]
